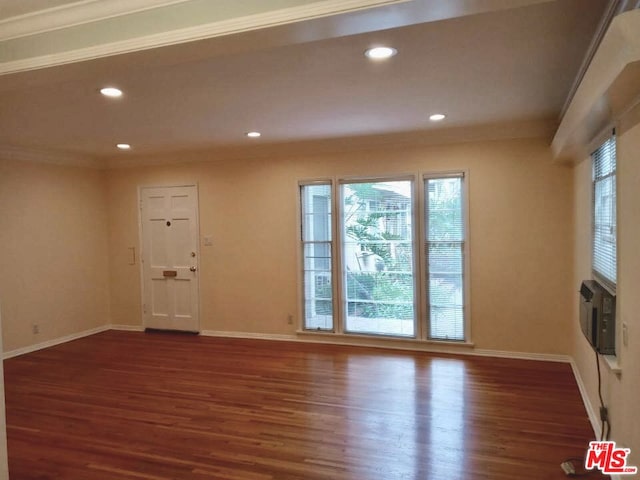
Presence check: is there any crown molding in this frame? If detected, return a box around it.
[0,144,105,169]
[559,0,640,122]
[104,118,555,170]
[552,9,640,163]
[0,0,192,41]
[0,0,407,75]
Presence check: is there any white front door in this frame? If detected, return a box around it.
[140,185,200,332]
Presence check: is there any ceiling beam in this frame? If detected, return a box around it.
[0,0,550,76]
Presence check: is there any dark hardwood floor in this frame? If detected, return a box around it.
[4,331,603,479]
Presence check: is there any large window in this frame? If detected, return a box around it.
[299,173,467,341]
[341,180,415,337]
[592,135,617,291]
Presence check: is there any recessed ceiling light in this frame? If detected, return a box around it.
[100,87,123,97]
[429,113,446,122]
[364,46,397,60]
[246,131,261,138]
[116,143,131,150]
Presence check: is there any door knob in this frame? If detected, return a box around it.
[190,266,197,272]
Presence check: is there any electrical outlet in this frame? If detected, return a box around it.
[287,314,293,325]
[32,324,39,334]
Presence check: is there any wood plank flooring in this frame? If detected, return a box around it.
[4,331,604,479]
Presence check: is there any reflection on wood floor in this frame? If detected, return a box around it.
[4,330,605,479]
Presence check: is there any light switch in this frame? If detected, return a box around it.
[203,236,213,246]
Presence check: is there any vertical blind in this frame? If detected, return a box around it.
[592,135,617,291]
[425,175,465,341]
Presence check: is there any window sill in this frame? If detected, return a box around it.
[602,354,621,375]
[296,329,474,348]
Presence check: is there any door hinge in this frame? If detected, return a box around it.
[143,303,147,314]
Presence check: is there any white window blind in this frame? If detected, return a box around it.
[300,183,334,330]
[592,135,617,291]
[425,175,466,341]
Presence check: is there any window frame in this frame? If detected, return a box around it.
[422,171,470,342]
[591,134,617,294]
[338,175,419,338]
[297,171,470,343]
[298,179,337,332]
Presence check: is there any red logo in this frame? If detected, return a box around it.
[585,441,638,475]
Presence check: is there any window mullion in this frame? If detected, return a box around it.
[415,175,427,341]
[333,179,344,334]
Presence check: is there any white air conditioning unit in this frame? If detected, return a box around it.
[579,280,616,355]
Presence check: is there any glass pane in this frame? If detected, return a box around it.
[593,175,616,285]
[426,178,463,242]
[301,184,332,242]
[341,181,415,337]
[426,177,465,341]
[301,184,333,330]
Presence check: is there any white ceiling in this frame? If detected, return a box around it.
[0,0,608,161]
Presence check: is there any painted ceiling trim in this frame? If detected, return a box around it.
[0,145,103,169]
[552,9,640,163]
[104,118,556,170]
[0,0,407,75]
[0,0,192,41]
[559,0,640,121]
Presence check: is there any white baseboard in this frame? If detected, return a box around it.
[201,329,572,363]
[200,330,297,342]
[2,325,110,359]
[568,360,623,480]
[110,324,145,332]
[1,325,576,368]
[569,358,601,438]
[1,323,576,365]
[472,348,571,363]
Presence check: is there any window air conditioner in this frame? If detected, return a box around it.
[579,280,616,355]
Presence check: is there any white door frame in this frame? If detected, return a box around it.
[137,184,201,332]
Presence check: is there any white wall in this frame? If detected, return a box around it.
[571,104,640,468]
[0,158,111,353]
[107,136,575,355]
